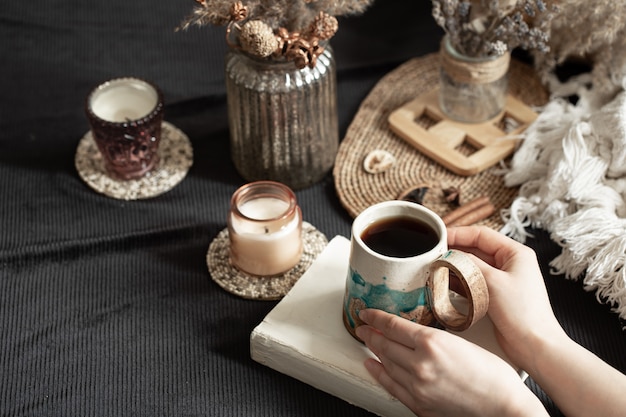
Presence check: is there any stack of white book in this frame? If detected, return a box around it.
[250,236,523,417]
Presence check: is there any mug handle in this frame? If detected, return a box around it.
[427,250,489,331]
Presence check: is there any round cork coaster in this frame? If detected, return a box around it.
[207,222,329,300]
[333,54,549,229]
[75,121,193,200]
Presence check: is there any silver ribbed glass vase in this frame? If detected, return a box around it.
[225,46,338,190]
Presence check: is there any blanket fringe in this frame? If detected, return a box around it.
[550,209,626,319]
[502,80,626,323]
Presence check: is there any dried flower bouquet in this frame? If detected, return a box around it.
[431,0,558,57]
[179,0,373,68]
[534,0,626,95]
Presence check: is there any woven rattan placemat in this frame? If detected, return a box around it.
[333,53,548,229]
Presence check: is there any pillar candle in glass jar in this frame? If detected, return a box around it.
[228,181,303,276]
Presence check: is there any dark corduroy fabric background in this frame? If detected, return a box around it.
[1,1,624,416]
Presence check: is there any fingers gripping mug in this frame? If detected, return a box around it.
[342,200,489,341]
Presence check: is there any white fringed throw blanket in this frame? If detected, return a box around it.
[502,75,626,321]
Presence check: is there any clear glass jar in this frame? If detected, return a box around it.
[227,181,303,276]
[225,46,338,190]
[439,36,510,123]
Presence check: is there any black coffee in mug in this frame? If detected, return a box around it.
[361,216,439,258]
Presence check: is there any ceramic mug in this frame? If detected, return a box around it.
[342,200,489,341]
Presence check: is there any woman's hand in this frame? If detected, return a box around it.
[446,226,566,373]
[448,227,626,417]
[356,226,626,417]
[356,309,547,417]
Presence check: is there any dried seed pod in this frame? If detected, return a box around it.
[307,11,339,40]
[397,184,430,205]
[285,39,310,68]
[363,149,396,174]
[239,20,279,58]
[442,186,461,206]
[229,1,248,22]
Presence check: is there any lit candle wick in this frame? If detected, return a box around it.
[238,198,291,234]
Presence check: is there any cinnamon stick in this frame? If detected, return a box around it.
[447,201,495,226]
[441,196,491,225]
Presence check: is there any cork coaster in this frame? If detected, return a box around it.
[207,222,329,300]
[333,54,549,229]
[75,121,193,200]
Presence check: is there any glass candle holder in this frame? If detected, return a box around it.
[228,181,303,276]
[85,77,164,180]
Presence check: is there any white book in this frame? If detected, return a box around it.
[250,236,523,417]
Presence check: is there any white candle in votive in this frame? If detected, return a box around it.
[229,196,302,276]
[238,197,290,232]
[90,79,158,123]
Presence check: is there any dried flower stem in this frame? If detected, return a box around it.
[431,0,559,57]
[179,0,366,68]
[179,0,371,33]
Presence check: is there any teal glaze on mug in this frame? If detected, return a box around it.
[343,266,433,327]
[342,201,448,340]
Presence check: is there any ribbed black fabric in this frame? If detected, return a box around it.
[1,0,624,416]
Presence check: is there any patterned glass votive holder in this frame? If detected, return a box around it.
[85,77,164,180]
